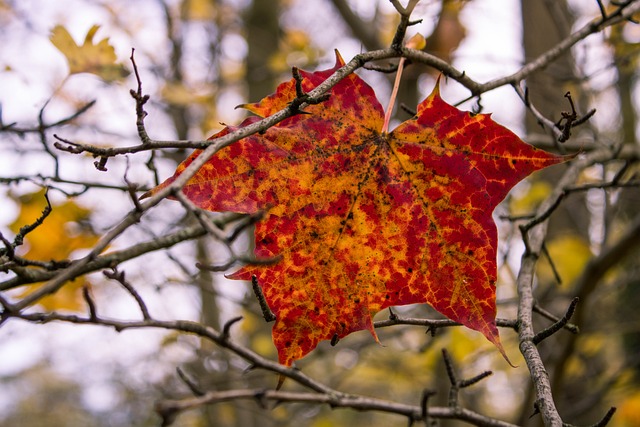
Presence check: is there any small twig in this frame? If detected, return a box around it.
[82,285,98,321]
[441,349,492,408]
[555,92,578,143]
[389,0,421,50]
[573,108,596,127]
[516,84,565,144]
[499,212,536,222]
[459,371,493,388]
[251,275,276,322]
[375,311,518,332]
[129,48,152,144]
[564,179,640,193]
[541,242,563,285]
[52,134,88,154]
[37,99,60,177]
[363,62,399,73]
[4,100,95,135]
[0,231,15,260]
[94,156,108,172]
[173,191,228,242]
[146,151,160,186]
[533,302,580,334]
[442,349,459,407]
[590,407,616,427]
[596,0,607,19]
[421,389,437,427]
[221,316,243,340]
[520,192,567,253]
[399,103,417,117]
[176,366,205,397]
[8,189,53,252]
[225,211,264,243]
[533,298,579,345]
[103,268,151,320]
[289,67,331,114]
[123,157,143,212]
[0,293,19,320]
[196,253,281,273]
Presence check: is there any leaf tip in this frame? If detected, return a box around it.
[406,33,426,50]
[485,329,517,368]
[333,49,345,67]
[433,74,442,96]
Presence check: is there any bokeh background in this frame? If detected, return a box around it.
[1,0,639,426]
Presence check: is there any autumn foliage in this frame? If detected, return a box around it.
[147,52,567,366]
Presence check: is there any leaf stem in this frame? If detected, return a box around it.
[381,57,406,134]
[381,33,425,134]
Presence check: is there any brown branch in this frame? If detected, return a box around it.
[103,268,152,320]
[1,223,208,290]
[515,149,631,426]
[374,311,518,332]
[251,275,276,322]
[403,1,640,95]
[389,0,421,50]
[532,297,579,345]
[552,211,640,393]
[1,100,95,134]
[129,48,152,145]
[156,388,518,427]
[47,3,640,162]
[441,349,492,408]
[0,189,52,258]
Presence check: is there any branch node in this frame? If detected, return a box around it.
[103,268,151,320]
[129,48,152,144]
[82,285,98,321]
[533,297,580,345]
[459,370,492,388]
[288,67,331,114]
[420,389,437,422]
[93,156,108,172]
[221,316,243,340]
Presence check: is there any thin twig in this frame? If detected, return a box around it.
[533,298,579,345]
[103,268,151,320]
[176,367,205,397]
[251,275,276,322]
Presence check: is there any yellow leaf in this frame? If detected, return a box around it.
[180,0,217,21]
[161,82,213,106]
[619,390,640,427]
[50,24,128,82]
[510,181,553,216]
[268,29,320,73]
[537,234,592,286]
[406,33,426,50]
[9,190,100,311]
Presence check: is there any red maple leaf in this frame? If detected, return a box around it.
[147,52,567,366]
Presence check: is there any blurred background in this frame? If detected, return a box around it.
[1,0,639,426]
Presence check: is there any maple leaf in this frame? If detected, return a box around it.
[50,24,129,82]
[147,52,568,366]
[9,190,100,311]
